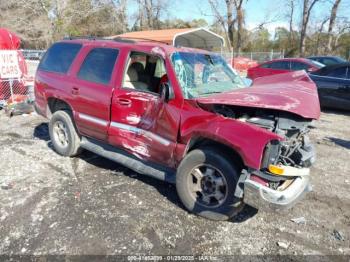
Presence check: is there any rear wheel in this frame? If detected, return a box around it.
[49,110,81,157]
[176,147,243,220]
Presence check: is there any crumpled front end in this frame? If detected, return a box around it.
[236,114,316,211]
[216,107,317,211]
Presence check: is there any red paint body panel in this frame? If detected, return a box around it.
[178,101,282,169]
[197,71,321,120]
[247,58,321,80]
[35,39,319,172]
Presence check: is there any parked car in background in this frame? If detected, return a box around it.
[228,56,258,72]
[247,58,324,80]
[308,56,347,66]
[35,38,319,221]
[309,63,350,111]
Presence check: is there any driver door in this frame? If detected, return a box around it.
[108,49,180,166]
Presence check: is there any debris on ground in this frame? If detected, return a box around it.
[4,101,34,117]
[290,217,306,225]
[332,230,345,241]
[277,242,289,249]
[1,182,14,190]
[1,110,350,255]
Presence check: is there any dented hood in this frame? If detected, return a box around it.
[196,71,321,119]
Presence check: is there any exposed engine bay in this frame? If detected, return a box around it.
[212,104,316,169]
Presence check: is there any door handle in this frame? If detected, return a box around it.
[116,98,131,106]
[72,87,80,95]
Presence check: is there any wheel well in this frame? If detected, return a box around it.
[47,98,72,116]
[187,137,244,169]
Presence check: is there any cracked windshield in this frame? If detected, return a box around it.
[172,52,246,98]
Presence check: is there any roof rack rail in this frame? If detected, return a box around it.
[63,36,136,43]
[63,36,103,40]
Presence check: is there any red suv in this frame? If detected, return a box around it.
[247,58,324,80]
[35,38,320,220]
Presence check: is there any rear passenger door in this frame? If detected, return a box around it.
[70,47,119,141]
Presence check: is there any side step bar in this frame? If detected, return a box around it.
[80,137,176,183]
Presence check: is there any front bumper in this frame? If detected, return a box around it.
[243,170,312,211]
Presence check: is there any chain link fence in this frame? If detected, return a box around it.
[0,49,44,113]
[20,49,46,78]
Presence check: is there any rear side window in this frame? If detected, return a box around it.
[269,61,290,70]
[260,63,271,68]
[290,62,309,71]
[39,43,82,74]
[77,48,119,85]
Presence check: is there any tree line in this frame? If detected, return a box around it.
[0,0,349,58]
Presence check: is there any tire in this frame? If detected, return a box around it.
[176,147,243,221]
[49,110,81,157]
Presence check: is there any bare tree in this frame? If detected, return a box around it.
[300,0,320,56]
[207,0,247,52]
[208,0,234,51]
[326,0,342,53]
[287,0,296,44]
[108,0,128,33]
[234,0,246,53]
[133,0,168,30]
[333,17,350,50]
[225,0,236,50]
[314,17,330,54]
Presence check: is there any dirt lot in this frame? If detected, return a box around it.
[0,109,350,258]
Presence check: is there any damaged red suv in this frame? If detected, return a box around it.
[35,38,320,220]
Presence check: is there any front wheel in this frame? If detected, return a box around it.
[176,147,243,221]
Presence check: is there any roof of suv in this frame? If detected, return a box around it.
[60,37,214,55]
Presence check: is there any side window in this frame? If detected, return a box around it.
[269,61,290,70]
[260,63,271,69]
[123,51,166,94]
[291,62,309,71]
[77,48,119,85]
[323,58,337,66]
[327,67,347,78]
[39,43,82,74]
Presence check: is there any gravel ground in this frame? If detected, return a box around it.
[0,109,349,259]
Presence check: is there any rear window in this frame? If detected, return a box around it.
[39,43,82,74]
[77,48,119,85]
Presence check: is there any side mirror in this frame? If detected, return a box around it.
[160,82,175,102]
[243,77,253,87]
